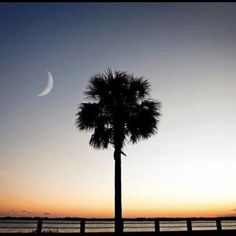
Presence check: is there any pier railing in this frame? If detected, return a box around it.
[0,217,236,233]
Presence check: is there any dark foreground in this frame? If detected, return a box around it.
[1,231,236,236]
[1,217,236,236]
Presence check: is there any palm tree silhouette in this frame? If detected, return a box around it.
[75,69,161,233]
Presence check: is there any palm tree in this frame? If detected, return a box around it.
[75,69,161,233]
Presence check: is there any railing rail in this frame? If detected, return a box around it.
[0,217,236,233]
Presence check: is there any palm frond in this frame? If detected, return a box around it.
[127,100,161,143]
[129,76,150,100]
[89,127,112,149]
[75,103,100,130]
[76,69,161,150]
[85,73,108,100]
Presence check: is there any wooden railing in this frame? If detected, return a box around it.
[0,217,236,233]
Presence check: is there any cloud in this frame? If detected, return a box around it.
[221,209,236,217]
[21,210,32,214]
[43,212,51,215]
[223,214,236,217]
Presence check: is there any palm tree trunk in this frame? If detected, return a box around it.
[114,148,123,234]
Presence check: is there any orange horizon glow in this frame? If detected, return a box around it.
[0,197,235,218]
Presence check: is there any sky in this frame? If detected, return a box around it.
[1,3,236,218]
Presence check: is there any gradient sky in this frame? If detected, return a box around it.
[1,3,236,218]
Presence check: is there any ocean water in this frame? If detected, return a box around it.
[0,219,236,233]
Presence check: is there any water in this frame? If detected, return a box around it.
[0,219,236,233]
[0,220,38,233]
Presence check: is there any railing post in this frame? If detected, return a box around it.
[121,219,124,233]
[216,219,222,231]
[36,219,42,234]
[155,219,160,232]
[187,219,192,232]
[80,219,85,234]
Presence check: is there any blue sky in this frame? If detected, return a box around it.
[1,3,236,217]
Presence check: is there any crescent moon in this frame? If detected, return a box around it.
[37,71,54,97]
